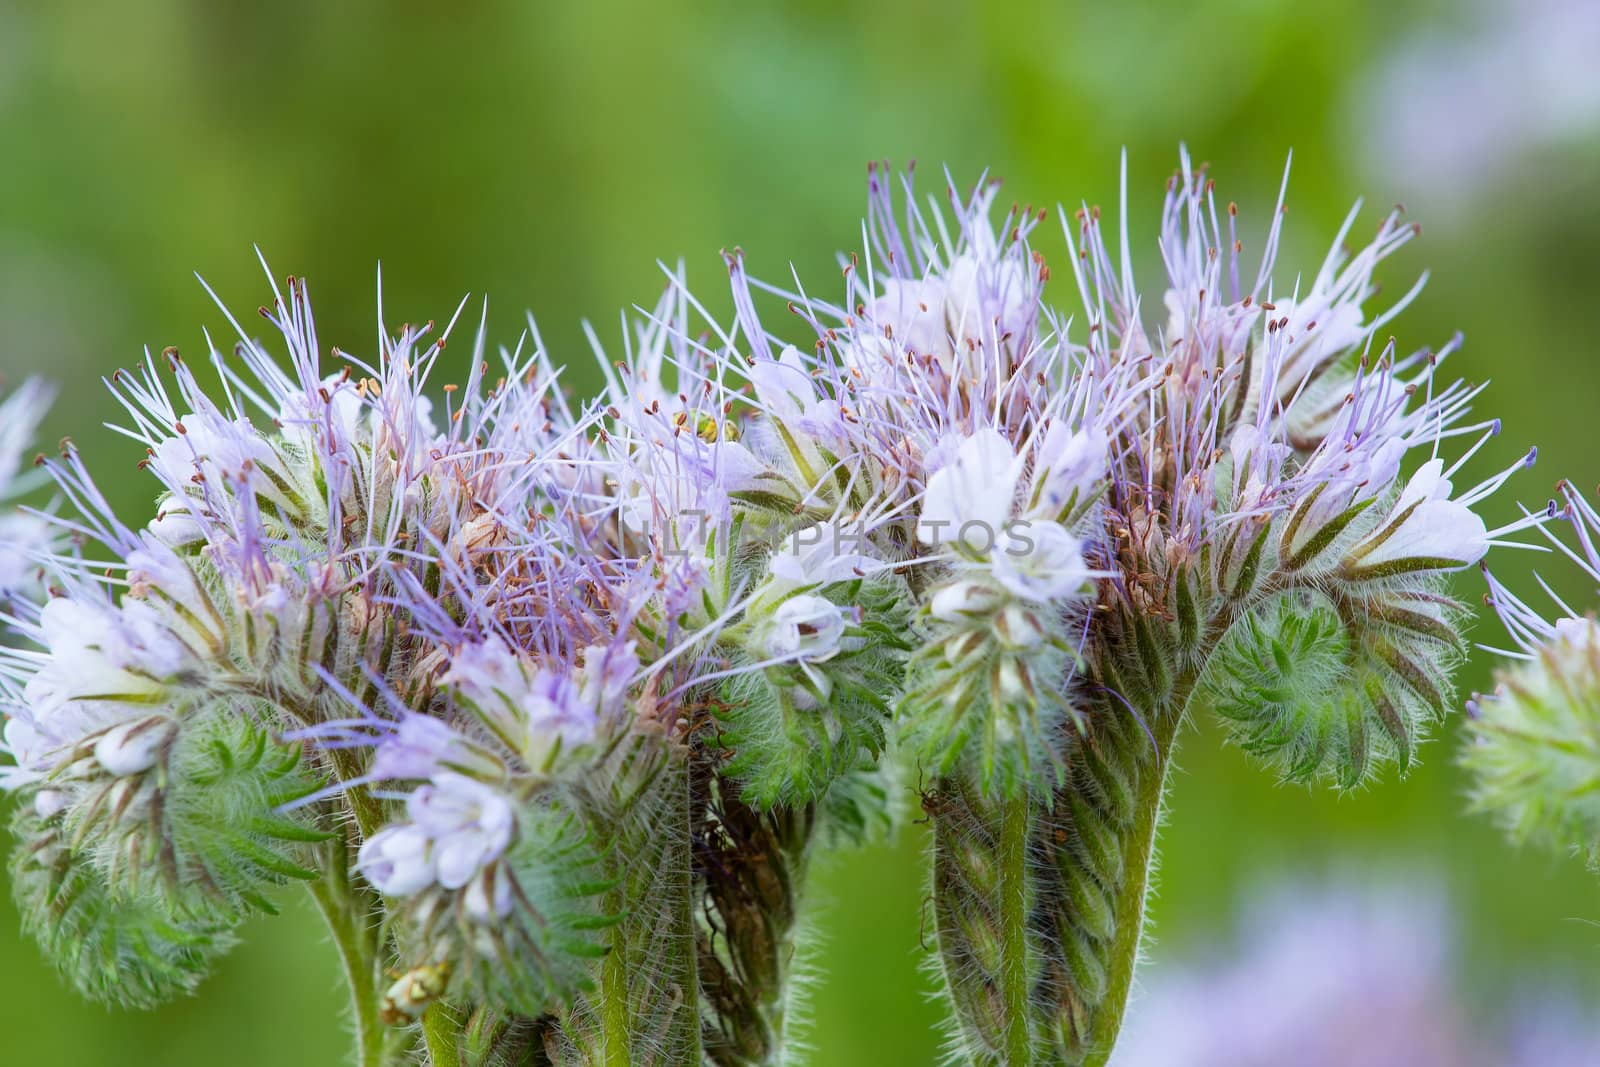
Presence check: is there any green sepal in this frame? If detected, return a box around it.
[9,803,239,1010]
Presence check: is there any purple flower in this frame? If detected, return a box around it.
[443,636,597,771]
[370,715,468,781]
[1115,874,1600,1067]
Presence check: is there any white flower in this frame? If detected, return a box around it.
[870,253,1035,372]
[10,596,198,780]
[0,717,47,789]
[93,717,175,776]
[928,580,1003,622]
[147,412,278,499]
[358,823,437,897]
[409,773,515,890]
[943,252,1034,349]
[763,594,850,663]
[32,789,67,819]
[1552,616,1600,646]
[1346,458,1488,573]
[871,277,951,361]
[38,597,192,683]
[746,345,845,446]
[360,772,519,895]
[990,521,1092,602]
[1162,288,1260,358]
[768,521,882,587]
[919,428,1022,551]
[1028,425,1108,520]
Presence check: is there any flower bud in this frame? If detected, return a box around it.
[993,659,1032,719]
[359,824,437,897]
[992,603,1047,651]
[763,595,849,663]
[1464,616,1600,851]
[462,868,514,924]
[929,580,1002,622]
[32,789,67,819]
[93,717,175,777]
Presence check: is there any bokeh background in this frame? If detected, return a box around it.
[2,1,1598,1063]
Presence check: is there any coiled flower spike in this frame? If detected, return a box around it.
[714,150,1542,1066]
[1465,480,1600,864]
[0,151,1562,1067]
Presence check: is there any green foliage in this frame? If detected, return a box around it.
[1201,587,1463,788]
[899,588,1083,800]
[9,804,238,1010]
[1463,624,1600,858]
[65,709,328,920]
[7,712,327,1012]
[819,756,901,849]
[717,577,909,809]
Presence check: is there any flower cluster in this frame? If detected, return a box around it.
[1465,481,1600,861]
[0,154,1552,1067]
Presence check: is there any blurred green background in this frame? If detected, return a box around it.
[2,1,1597,1063]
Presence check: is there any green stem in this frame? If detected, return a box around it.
[1080,709,1180,1067]
[999,792,1033,1067]
[600,897,632,1067]
[309,833,389,1067]
[931,776,1041,1067]
[422,1003,462,1066]
[560,735,700,1067]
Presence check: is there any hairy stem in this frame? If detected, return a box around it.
[600,885,633,1067]
[558,734,701,1066]
[930,775,1040,1067]
[308,829,390,1067]
[422,1003,463,1066]
[1032,673,1190,1066]
[1078,711,1177,1067]
[998,793,1033,1067]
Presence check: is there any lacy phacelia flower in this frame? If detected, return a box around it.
[0,152,1557,1067]
[762,594,850,663]
[442,635,598,773]
[708,152,1540,1065]
[359,772,515,897]
[0,270,663,1016]
[1466,480,1600,856]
